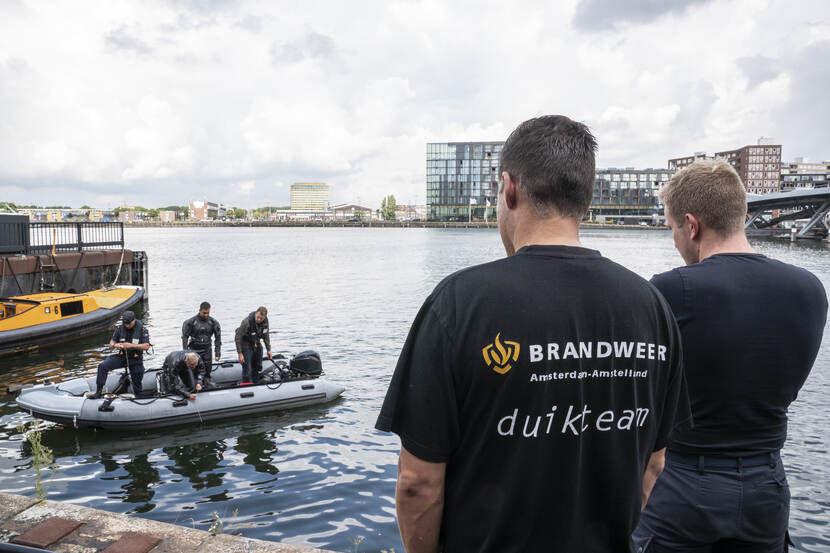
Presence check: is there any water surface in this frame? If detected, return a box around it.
[1,228,828,552]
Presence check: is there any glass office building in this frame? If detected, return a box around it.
[427,142,670,221]
[426,142,503,221]
[591,168,673,219]
[290,183,330,210]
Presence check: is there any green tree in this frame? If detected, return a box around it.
[380,194,397,220]
[80,205,92,209]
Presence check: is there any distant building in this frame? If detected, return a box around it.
[426,142,502,221]
[715,139,781,195]
[189,201,219,220]
[669,138,782,195]
[591,168,673,220]
[46,210,63,222]
[781,173,830,190]
[331,204,374,220]
[87,210,104,222]
[667,152,710,172]
[395,204,425,221]
[159,210,177,223]
[290,183,330,210]
[118,210,136,223]
[782,157,830,175]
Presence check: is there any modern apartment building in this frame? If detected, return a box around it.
[426,142,502,221]
[189,201,219,220]
[715,139,782,195]
[668,138,782,195]
[290,183,329,210]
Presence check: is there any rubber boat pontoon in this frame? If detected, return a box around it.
[0,285,145,357]
[15,352,345,430]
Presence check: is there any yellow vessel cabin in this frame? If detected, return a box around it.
[0,286,145,357]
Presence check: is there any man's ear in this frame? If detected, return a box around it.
[684,213,700,240]
[502,171,518,209]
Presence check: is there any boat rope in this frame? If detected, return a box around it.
[109,247,126,288]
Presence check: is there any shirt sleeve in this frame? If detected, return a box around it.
[375,298,460,463]
[110,329,120,343]
[235,319,245,352]
[263,320,271,352]
[141,327,150,345]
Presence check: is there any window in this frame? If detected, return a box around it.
[60,301,84,317]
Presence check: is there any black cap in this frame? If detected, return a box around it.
[122,311,136,324]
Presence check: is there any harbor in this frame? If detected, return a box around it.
[1,227,828,552]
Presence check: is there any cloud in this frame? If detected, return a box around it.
[773,40,830,160]
[0,0,828,209]
[104,25,153,55]
[736,55,782,89]
[270,31,335,64]
[573,0,712,31]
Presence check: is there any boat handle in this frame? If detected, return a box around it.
[301,384,314,390]
[240,392,254,398]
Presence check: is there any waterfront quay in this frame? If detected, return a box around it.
[0,492,334,552]
[126,220,667,230]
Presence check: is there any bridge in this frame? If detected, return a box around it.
[745,187,830,238]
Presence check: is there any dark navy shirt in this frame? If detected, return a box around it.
[651,253,827,456]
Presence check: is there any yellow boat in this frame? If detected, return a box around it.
[0,286,145,357]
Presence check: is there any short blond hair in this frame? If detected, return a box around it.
[660,159,747,235]
[185,352,200,367]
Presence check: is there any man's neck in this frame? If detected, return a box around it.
[698,230,755,261]
[509,213,582,251]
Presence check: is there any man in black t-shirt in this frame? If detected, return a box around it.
[376,116,691,553]
[633,160,827,552]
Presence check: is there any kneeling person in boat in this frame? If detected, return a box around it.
[161,350,202,400]
[91,311,150,399]
[235,306,271,385]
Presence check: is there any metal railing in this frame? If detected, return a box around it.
[26,222,125,254]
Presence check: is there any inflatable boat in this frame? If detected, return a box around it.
[15,353,345,430]
[0,285,145,357]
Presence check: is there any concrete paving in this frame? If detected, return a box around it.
[0,492,335,553]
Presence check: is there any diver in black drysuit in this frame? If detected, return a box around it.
[181,303,221,386]
[161,350,203,399]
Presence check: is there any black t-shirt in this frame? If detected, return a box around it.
[376,245,690,553]
[651,253,827,456]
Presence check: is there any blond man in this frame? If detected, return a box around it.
[161,350,204,399]
[634,159,827,552]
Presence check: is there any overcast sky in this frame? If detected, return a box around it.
[1,0,828,209]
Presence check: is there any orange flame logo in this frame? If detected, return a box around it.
[482,332,520,374]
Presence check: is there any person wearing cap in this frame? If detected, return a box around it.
[89,310,150,399]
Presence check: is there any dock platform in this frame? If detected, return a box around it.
[0,492,334,553]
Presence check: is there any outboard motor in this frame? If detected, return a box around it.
[290,350,323,377]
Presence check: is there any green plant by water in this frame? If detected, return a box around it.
[18,421,55,499]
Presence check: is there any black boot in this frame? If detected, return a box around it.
[87,389,103,400]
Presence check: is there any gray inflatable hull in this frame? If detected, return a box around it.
[15,360,345,430]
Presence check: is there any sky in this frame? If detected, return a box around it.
[1,0,828,209]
